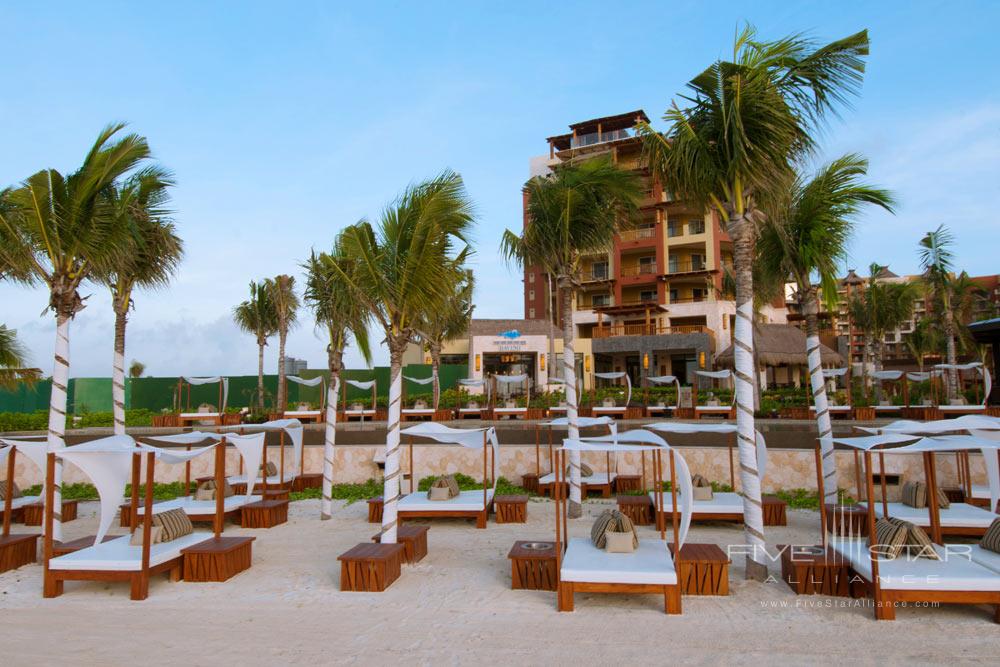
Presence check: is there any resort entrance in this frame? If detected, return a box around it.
[483,352,536,396]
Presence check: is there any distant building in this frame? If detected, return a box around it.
[283,357,308,375]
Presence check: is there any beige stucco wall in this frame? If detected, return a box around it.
[10,444,986,498]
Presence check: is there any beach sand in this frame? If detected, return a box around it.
[0,498,995,665]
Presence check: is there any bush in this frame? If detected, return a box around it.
[289,478,382,504]
[0,410,49,432]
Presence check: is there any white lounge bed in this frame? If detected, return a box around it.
[9,495,42,511]
[868,501,997,534]
[397,489,495,528]
[539,471,616,497]
[939,405,986,414]
[831,539,1000,592]
[402,408,436,420]
[48,533,210,572]
[135,494,262,521]
[649,491,745,523]
[493,407,528,419]
[178,412,222,425]
[592,406,627,416]
[227,473,296,487]
[283,409,323,422]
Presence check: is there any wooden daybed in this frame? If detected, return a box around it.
[533,416,618,498]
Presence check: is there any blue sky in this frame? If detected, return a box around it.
[2,1,998,377]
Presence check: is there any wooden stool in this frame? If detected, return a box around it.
[617,494,653,526]
[182,536,255,582]
[240,500,289,528]
[292,473,323,491]
[260,488,290,502]
[372,525,429,563]
[762,495,787,526]
[779,544,858,597]
[23,499,78,526]
[0,534,39,573]
[338,543,405,591]
[669,543,730,595]
[824,504,869,537]
[508,540,557,591]
[367,497,384,523]
[520,473,539,494]
[614,475,642,493]
[495,495,528,524]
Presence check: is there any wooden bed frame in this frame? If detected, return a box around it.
[0,446,39,573]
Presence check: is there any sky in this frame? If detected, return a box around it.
[2,1,998,378]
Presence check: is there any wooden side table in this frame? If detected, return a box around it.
[372,524,429,563]
[367,497,384,523]
[520,473,539,494]
[779,544,858,597]
[338,543,405,591]
[240,500,289,528]
[669,543,730,595]
[495,495,528,523]
[762,495,787,526]
[824,504,869,537]
[0,534,39,573]
[23,499,78,526]
[617,494,653,526]
[508,540,557,591]
[181,536,255,582]
[293,473,323,491]
[614,475,642,493]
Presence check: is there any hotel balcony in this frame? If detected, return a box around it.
[617,225,658,250]
[666,260,709,275]
[569,127,635,149]
[619,263,658,286]
[592,323,713,339]
[578,269,613,284]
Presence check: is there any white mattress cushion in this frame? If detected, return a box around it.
[561,537,677,585]
[968,545,1000,575]
[872,502,998,528]
[649,491,744,515]
[401,409,435,414]
[831,539,1000,591]
[49,533,212,572]
[398,488,494,512]
[538,472,616,486]
[135,494,261,516]
[227,473,296,485]
[10,495,42,510]
[970,484,991,500]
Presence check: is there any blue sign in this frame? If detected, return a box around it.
[499,329,522,340]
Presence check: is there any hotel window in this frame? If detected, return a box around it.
[529,289,535,300]
[689,218,705,234]
[639,290,657,303]
[639,255,656,273]
[592,294,611,307]
[691,253,705,270]
[528,273,535,283]
[692,288,705,302]
[667,220,681,237]
[529,308,536,318]
[591,261,608,280]
[669,288,679,302]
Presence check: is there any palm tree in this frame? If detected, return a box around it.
[267,275,299,415]
[332,171,474,543]
[416,270,475,410]
[639,25,871,579]
[919,225,962,398]
[128,360,146,378]
[849,264,917,397]
[0,123,151,540]
[303,249,372,520]
[906,318,941,374]
[96,168,183,435]
[0,325,39,390]
[757,154,894,503]
[233,281,278,413]
[500,157,642,518]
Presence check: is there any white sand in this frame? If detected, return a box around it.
[0,499,996,665]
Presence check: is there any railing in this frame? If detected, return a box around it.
[592,324,712,338]
[569,127,634,149]
[666,295,709,304]
[620,263,658,278]
[580,270,610,282]
[667,260,707,274]
[619,227,656,242]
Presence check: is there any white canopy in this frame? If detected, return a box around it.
[594,371,632,406]
[857,415,1000,435]
[399,422,500,490]
[906,371,939,382]
[53,435,137,546]
[182,376,229,411]
[828,433,921,450]
[287,375,324,387]
[137,442,218,465]
[226,419,304,475]
[403,375,434,385]
[139,431,220,445]
[0,437,50,478]
[935,362,991,406]
[494,374,528,384]
[585,429,667,448]
[457,378,490,400]
[560,437,693,546]
[823,367,849,378]
[644,422,769,480]
[872,370,904,381]
[542,416,618,439]
[696,370,732,380]
[646,375,680,408]
[345,379,376,390]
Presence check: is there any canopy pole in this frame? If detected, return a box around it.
[217,382,223,424]
[279,430,286,485]
[43,452,55,576]
[863,451,881,591]
[184,444,191,497]
[548,426,554,475]
[878,452,889,518]
[562,449,569,530]
[641,451,646,493]
[534,424,540,476]
[554,447,561,551]
[490,432,496,487]
[214,438,225,538]
[669,449,679,548]
[814,442,827,549]
[140,451,155,593]
[924,452,944,545]
[657,450,666,542]
[130,452,141,534]
[728,434,735,489]
[3,447,15,537]
[482,431,488,511]
[853,450,863,500]
[408,437,414,496]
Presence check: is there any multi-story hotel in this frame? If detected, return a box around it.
[523,110,787,386]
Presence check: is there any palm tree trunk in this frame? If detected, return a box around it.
[256,338,266,413]
[803,291,838,504]
[559,279,582,518]
[731,213,767,580]
[321,346,341,520]
[944,314,958,401]
[860,335,871,403]
[47,312,71,542]
[112,307,127,436]
[430,343,441,411]
[276,330,287,415]
[380,337,406,543]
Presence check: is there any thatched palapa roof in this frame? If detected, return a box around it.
[715,323,843,367]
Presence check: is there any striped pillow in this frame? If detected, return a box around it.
[260,461,278,477]
[691,474,711,488]
[887,517,940,560]
[199,479,236,499]
[871,518,908,559]
[591,509,638,549]
[900,481,926,508]
[428,475,459,499]
[152,508,194,542]
[980,518,1000,554]
[566,464,594,478]
[130,525,163,546]
[0,479,22,500]
[933,488,950,509]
